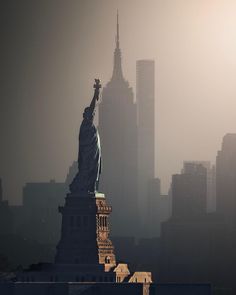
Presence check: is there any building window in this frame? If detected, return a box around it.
[99,216,102,227]
[105,217,107,227]
[100,216,106,228]
[105,256,110,264]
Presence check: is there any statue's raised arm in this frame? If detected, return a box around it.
[69,79,102,195]
[82,79,101,122]
[89,79,101,113]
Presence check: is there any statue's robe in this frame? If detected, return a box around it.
[70,117,101,193]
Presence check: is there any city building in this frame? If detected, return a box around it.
[183,161,216,213]
[147,178,161,237]
[172,162,207,218]
[160,213,228,285]
[98,13,138,236]
[216,134,236,227]
[146,179,171,237]
[0,179,13,235]
[21,180,66,244]
[159,162,229,288]
[136,60,155,225]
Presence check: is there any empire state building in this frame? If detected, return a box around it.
[98,13,139,236]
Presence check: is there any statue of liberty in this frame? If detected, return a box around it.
[70,79,102,194]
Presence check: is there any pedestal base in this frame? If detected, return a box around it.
[55,192,116,267]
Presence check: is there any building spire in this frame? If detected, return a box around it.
[111,10,124,81]
[116,10,120,49]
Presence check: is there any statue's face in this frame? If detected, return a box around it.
[83,108,94,121]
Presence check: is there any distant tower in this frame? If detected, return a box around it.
[98,13,138,236]
[216,134,236,227]
[183,161,216,213]
[172,162,207,218]
[136,60,155,224]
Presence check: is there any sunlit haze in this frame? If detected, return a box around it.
[1,0,236,203]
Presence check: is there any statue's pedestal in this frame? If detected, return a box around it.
[15,192,152,284]
[55,192,116,268]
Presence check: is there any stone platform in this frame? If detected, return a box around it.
[55,192,116,268]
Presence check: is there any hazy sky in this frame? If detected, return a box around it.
[1,0,236,204]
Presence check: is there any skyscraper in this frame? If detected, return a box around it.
[98,13,138,235]
[0,179,13,235]
[183,161,216,213]
[22,180,66,244]
[136,60,155,225]
[172,162,207,218]
[216,133,236,227]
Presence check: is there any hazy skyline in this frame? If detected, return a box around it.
[1,0,236,204]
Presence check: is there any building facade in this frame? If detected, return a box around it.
[22,180,66,244]
[136,60,155,227]
[216,134,236,227]
[98,14,138,236]
[0,179,13,235]
[172,162,207,218]
[183,161,216,213]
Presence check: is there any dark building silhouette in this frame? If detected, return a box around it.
[21,180,66,244]
[160,213,228,285]
[0,179,13,235]
[216,133,236,227]
[0,179,56,269]
[183,161,216,213]
[160,163,231,290]
[147,178,160,237]
[172,162,207,218]
[98,14,138,236]
[146,178,171,237]
[136,60,155,228]
[147,178,171,237]
[159,162,236,294]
